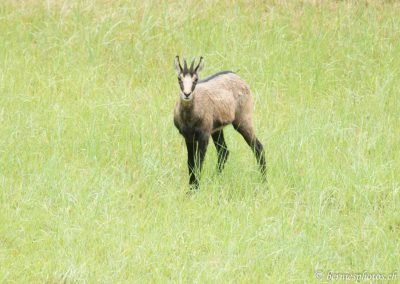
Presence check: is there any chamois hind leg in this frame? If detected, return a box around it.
[211,130,229,173]
[233,120,267,180]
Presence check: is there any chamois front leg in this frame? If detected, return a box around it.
[195,132,209,175]
[185,137,197,188]
[185,132,210,190]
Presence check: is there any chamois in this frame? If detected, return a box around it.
[173,56,266,189]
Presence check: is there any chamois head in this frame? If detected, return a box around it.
[174,56,204,101]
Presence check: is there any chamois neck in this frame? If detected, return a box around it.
[179,97,196,122]
[179,97,194,110]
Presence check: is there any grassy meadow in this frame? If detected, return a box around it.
[0,0,399,282]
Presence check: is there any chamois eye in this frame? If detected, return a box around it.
[178,77,182,82]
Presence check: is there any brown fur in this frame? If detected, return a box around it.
[174,73,255,136]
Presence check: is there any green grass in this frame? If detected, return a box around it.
[1,0,399,282]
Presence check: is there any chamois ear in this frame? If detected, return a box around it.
[195,56,204,73]
[174,56,182,75]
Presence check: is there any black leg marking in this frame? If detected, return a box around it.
[254,138,267,180]
[185,138,197,188]
[233,124,267,180]
[185,133,210,190]
[211,130,229,173]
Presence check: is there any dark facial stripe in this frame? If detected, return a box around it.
[178,77,183,90]
[191,78,198,91]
